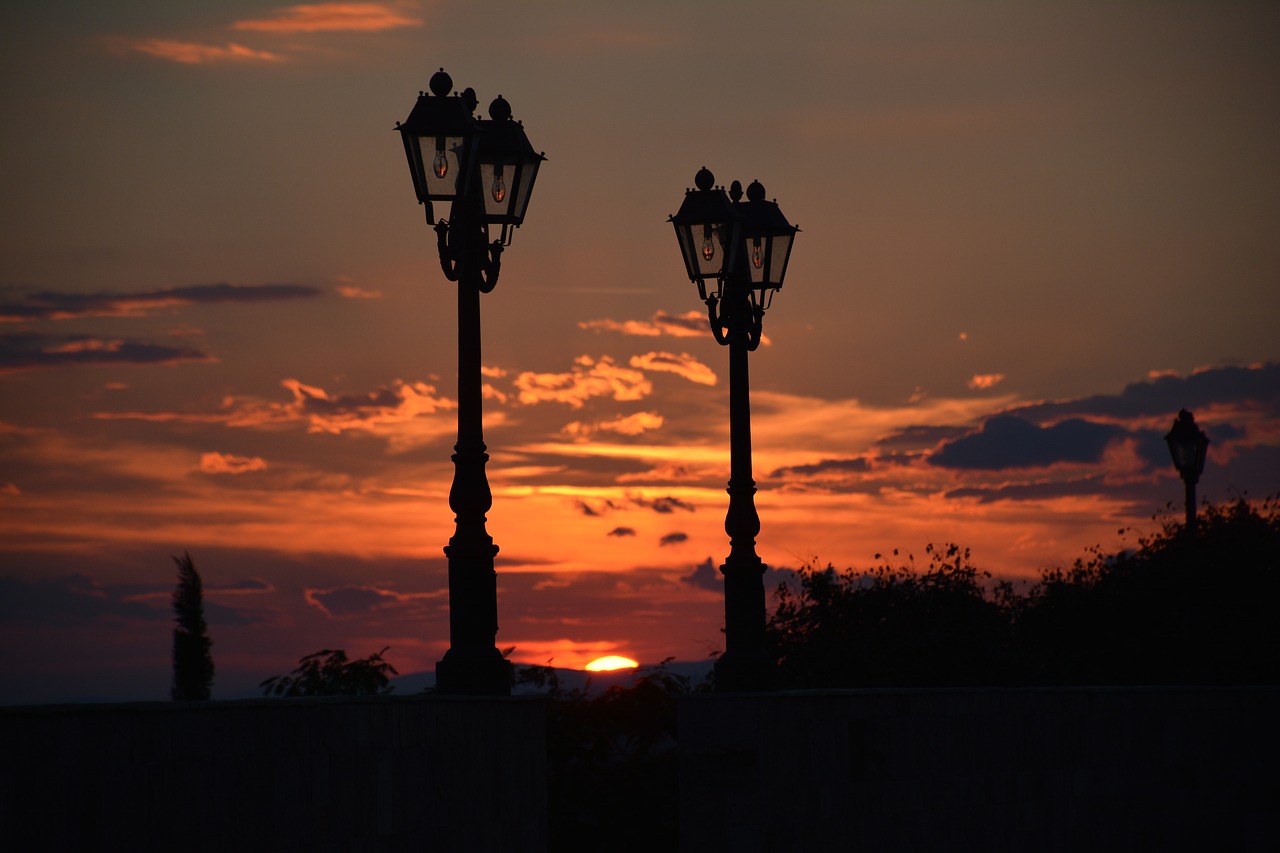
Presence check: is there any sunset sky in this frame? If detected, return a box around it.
[2,0,1278,704]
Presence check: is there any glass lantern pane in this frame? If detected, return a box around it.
[510,159,539,222]
[478,157,539,224]
[675,224,695,279]
[766,232,793,287]
[418,134,466,201]
[478,160,508,220]
[694,222,731,281]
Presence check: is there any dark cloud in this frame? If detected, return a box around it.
[207,577,276,595]
[659,532,689,547]
[874,425,970,450]
[945,476,1110,504]
[1132,429,1174,470]
[0,283,322,322]
[1013,362,1280,422]
[929,415,1126,470]
[291,383,403,416]
[877,452,923,467]
[0,571,278,629]
[575,499,625,518]
[0,574,166,626]
[306,586,395,618]
[304,584,443,620]
[648,496,696,514]
[607,527,637,537]
[770,457,871,478]
[654,311,708,335]
[0,333,209,372]
[683,558,720,591]
[202,600,276,627]
[682,558,795,594]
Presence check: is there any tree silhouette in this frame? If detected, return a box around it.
[1016,496,1280,685]
[170,551,215,700]
[766,497,1280,688]
[260,648,398,697]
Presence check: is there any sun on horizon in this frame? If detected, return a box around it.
[584,655,640,672]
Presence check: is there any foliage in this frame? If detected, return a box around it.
[767,498,1280,688]
[769,543,1013,688]
[514,658,706,853]
[1016,496,1280,685]
[170,552,215,701]
[260,647,398,697]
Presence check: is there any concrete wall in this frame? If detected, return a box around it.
[679,687,1278,853]
[0,695,546,853]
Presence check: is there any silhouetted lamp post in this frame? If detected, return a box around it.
[397,69,544,695]
[1164,408,1209,536]
[669,167,798,692]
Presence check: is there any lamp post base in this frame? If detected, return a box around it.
[435,647,512,696]
[714,649,776,693]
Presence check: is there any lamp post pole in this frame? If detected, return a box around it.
[718,265,770,691]
[669,168,798,692]
[440,209,505,695]
[397,69,544,695]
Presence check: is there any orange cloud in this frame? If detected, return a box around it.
[94,377,457,449]
[968,373,1007,390]
[40,338,124,355]
[515,355,651,408]
[232,3,423,34]
[112,39,284,64]
[563,411,665,439]
[629,351,717,386]
[199,452,268,475]
[579,310,708,338]
[279,377,453,434]
[336,286,382,299]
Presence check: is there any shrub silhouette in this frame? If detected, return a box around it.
[260,647,398,697]
[769,543,1013,688]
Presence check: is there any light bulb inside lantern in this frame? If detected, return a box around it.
[432,138,448,179]
[701,226,715,262]
[751,238,764,269]
[491,165,506,203]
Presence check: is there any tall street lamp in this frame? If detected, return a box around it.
[1164,408,1209,536]
[669,167,798,692]
[396,69,545,695]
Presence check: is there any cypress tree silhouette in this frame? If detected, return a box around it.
[171,552,215,700]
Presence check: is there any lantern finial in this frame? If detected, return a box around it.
[694,167,715,191]
[428,68,452,97]
[488,95,512,122]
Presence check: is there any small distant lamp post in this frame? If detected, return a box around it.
[669,167,798,692]
[1164,408,1209,536]
[396,69,545,695]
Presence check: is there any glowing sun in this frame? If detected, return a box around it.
[584,655,639,672]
